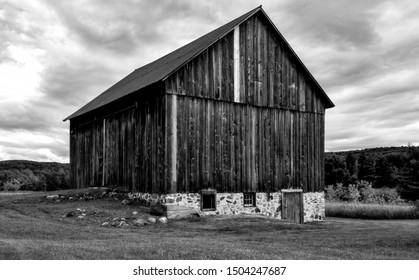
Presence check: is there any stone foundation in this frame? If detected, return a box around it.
[129,191,325,223]
[303,192,325,222]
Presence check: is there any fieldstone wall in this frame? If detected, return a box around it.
[128,193,165,205]
[211,192,281,218]
[303,192,325,222]
[130,192,282,219]
[129,191,325,222]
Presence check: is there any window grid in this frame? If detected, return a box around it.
[243,193,256,207]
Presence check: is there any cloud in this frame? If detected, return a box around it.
[42,0,221,55]
[275,0,381,48]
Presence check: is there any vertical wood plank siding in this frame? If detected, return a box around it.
[165,14,326,114]
[70,92,166,193]
[163,14,326,193]
[70,13,328,194]
[165,95,324,193]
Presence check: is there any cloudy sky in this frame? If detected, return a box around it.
[1,0,418,163]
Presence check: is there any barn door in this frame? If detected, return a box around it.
[282,190,303,224]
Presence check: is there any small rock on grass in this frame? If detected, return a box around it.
[148,217,156,224]
[122,199,131,205]
[132,211,138,215]
[65,211,76,217]
[158,217,168,224]
[101,222,109,227]
[118,221,128,227]
[46,195,58,200]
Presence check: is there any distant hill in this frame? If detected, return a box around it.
[0,160,69,170]
[0,160,70,192]
[326,146,416,160]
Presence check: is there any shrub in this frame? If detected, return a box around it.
[327,182,361,202]
[2,179,22,192]
[325,181,406,205]
[342,184,360,202]
[372,188,404,204]
[334,183,346,200]
[324,185,338,201]
[358,181,375,202]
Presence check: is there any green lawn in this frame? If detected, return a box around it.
[1,189,419,259]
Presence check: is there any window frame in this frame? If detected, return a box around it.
[243,192,256,207]
[201,190,217,211]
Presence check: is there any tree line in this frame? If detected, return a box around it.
[2,146,419,200]
[0,160,70,192]
[325,146,419,201]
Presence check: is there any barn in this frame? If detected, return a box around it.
[64,6,334,223]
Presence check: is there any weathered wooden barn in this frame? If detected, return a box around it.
[64,6,334,223]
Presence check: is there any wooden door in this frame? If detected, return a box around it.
[282,190,303,224]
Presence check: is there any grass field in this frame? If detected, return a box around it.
[1,189,419,260]
[326,201,419,219]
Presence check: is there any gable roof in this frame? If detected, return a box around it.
[64,6,333,121]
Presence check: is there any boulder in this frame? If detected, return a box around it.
[166,205,201,220]
[133,218,147,226]
[46,195,59,200]
[150,204,166,216]
[101,222,109,227]
[148,217,157,224]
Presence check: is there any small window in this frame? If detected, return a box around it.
[243,192,256,207]
[201,191,216,211]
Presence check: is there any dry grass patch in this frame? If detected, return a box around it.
[326,202,419,219]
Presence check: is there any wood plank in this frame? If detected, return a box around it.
[248,17,254,105]
[234,26,240,103]
[208,99,215,189]
[216,41,222,99]
[170,95,178,192]
[208,45,214,99]
[227,32,234,102]
[256,16,261,106]
[240,24,247,103]
[203,49,209,98]
[262,18,268,107]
